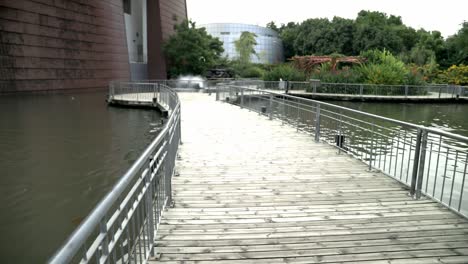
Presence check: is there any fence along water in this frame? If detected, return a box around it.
[50,80,468,263]
[49,83,181,263]
[216,84,468,219]
[228,80,467,98]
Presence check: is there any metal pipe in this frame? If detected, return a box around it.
[415,130,428,199]
[315,104,321,142]
[410,129,423,196]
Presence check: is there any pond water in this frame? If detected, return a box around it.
[0,91,162,263]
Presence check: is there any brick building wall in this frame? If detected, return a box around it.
[147,0,187,79]
[159,0,187,41]
[0,0,130,93]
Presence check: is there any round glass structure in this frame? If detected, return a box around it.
[200,23,284,64]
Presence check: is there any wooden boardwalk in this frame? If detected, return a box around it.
[152,93,468,263]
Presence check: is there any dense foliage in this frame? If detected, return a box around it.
[164,20,224,78]
[269,12,468,68]
[438,65,468,85]
[263,64,307,81]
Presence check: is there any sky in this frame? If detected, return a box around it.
[186,0,467,38]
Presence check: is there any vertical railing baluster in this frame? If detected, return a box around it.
[369,121,375,171]
[268,94,273,120]
[393,132,400,177]
[415,130,428,199]
[296,99,300,131]
[399,130,407,180]
[449,151,459,206]
[240,89,244,108]
[100,220,110,262]
[314,104,321,142]
[433,136,443,197]
[425,142,433,193]
[440,148,450,202]
[146,158,155,257]
[458,154,468,212]
[410,129,423,196]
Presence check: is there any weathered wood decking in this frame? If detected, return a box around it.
[152,93,468,263]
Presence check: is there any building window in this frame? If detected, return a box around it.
[220,32,230,35]
[123,0,131,14]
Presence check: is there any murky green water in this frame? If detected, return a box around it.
[0,91,162,263]
[326,101,468,137]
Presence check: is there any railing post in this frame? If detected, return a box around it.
[164,132,173,207]
[368,122,375,171]
[314,104,321,142]
[215,86,220,101]
[360,84,363,97]
[405,85,408,98]
[268,94,273,120]
[410,129,426,197]
[99,221,109,260]
[415,130,428,199]
[240,89,244,108]
[146,157,155,257]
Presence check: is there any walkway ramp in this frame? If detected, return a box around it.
[153,93,468,263]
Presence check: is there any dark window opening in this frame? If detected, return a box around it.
[123,0,131,14]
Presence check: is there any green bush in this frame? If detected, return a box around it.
[310,63,363,83]
[240,66,265,78]
[357,49,408,85]
[263,64,307,81]
[436,64,468,85]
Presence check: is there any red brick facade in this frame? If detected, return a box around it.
[0,0,131,92]
[160,0,187,41]
[147,0,187,79]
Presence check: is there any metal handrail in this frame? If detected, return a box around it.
[49,82,181,263]
[216,84,468,219]
[230,85,468,140]
[229,80,466,98]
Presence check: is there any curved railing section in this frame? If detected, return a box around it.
[216,84,468,219]
[49,82,181,263]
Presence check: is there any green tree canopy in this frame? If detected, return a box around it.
[164,20,224,77]
[445,22,468,66]
[275,10,466,69]
[234,31,258,64]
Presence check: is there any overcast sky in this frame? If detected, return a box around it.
[186,0,467,38]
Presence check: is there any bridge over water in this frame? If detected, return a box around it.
[50,82,468,264]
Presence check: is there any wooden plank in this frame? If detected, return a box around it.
[153,93,468,264]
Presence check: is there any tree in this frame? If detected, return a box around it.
[353,11,405,55]
[234,31,258,64]
[444,22,468,66]
[266,21,279,32]
[164,20,224,77]
[279,22,299,59]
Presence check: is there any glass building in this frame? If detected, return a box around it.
[200,23,284,64]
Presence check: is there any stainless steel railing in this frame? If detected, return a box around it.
[49,82,181,263]
[216,84,468,219]
[227,80,467,99]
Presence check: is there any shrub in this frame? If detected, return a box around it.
[357,49,408,85]
[309,63,363,83]
[437,65,468,85]
[263,64,307,81]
